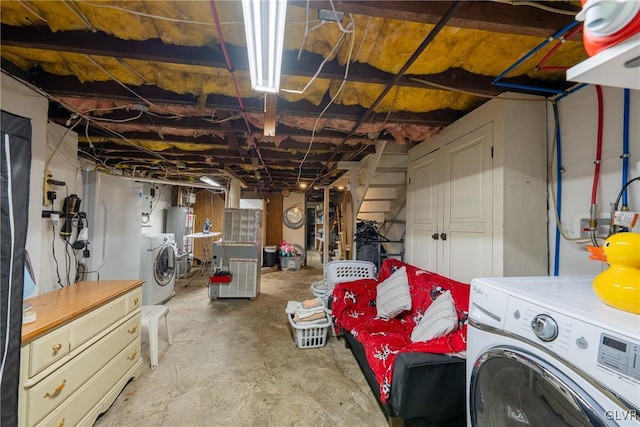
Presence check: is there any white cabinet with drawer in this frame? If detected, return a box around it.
[27,324,70,378]
[20,280,144,427]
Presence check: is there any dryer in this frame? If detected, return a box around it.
[140,233,176,305]
[467,276,639,427]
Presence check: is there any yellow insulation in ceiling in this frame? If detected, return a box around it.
[1,1,587,115]
[106,139,227,153]
[279,76,332,105]
[334,82,483,113]
[343,21,587,78]
[90,138,329,155]
[0,46,254,100]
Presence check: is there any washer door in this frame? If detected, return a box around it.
[153,244,175,286]
[470,347,611,427]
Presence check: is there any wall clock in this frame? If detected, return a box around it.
[283,206,304,229]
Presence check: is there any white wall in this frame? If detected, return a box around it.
[548,86,640,275]
[1,74,50,294]
[282,191,306,256]
[38,123,82,294]
[1,75,95,295]
[141,183,172,235]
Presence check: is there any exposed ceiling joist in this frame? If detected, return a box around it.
[0,0,586,192]
[289,1,579,37]
[1,24,570,100]
[32,70,464,126]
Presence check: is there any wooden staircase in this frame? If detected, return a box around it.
[336,140,408,260]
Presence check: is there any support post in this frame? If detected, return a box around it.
[323,186,330,266]
[228,178,241,208]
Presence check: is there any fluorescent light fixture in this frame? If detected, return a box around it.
[242,0,288,93]
[200,176,221,187]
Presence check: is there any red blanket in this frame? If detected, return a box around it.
[331,259,470,403]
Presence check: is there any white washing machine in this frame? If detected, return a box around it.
[467,276,639,427]
[140,233,176,305]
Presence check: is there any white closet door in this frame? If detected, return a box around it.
[406,149,441,273]
[442,123,493,282]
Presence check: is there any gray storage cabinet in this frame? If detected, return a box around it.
[209,244,261,299]
[209,208,262,299]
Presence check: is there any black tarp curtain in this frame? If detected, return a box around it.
[0,110,32,426]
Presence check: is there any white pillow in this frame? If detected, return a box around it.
[376,266,412,319]
[411,290,458,343]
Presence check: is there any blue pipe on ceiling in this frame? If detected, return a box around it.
[553,83,588,102]
[493,20,582,96]
[493,81,566,95]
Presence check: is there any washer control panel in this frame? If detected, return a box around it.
[503,294,640,406]
[598,333,640,381]
[471,276,640,412]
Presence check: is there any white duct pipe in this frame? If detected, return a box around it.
[121,175,226,192]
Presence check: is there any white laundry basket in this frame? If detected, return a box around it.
[287,312,331,349]
[324,260,377,286]
[310,279,330,298]
[323,260,377,337]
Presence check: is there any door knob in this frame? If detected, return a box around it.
[431,233,439,240]
[440,233,447,240]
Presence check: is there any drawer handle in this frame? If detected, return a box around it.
[133,297,139,305]
[43,380,66,398]
[128,325,138,334]
[51,343,63,354]
[58,418,65,427]
[127,350,138,360]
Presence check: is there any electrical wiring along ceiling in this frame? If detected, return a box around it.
[0,1,587,192]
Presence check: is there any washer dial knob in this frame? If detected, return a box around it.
[531,314,558,342]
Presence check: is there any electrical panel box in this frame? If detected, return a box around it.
[141,183,153,213]
[179,191,196,206]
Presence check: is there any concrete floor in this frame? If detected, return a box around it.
[94,252,465,427]
[94,252,387,427]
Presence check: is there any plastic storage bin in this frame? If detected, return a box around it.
[287,312,330,349]
[280,256,302,271]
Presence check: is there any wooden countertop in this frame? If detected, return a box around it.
[22,280,143,345]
